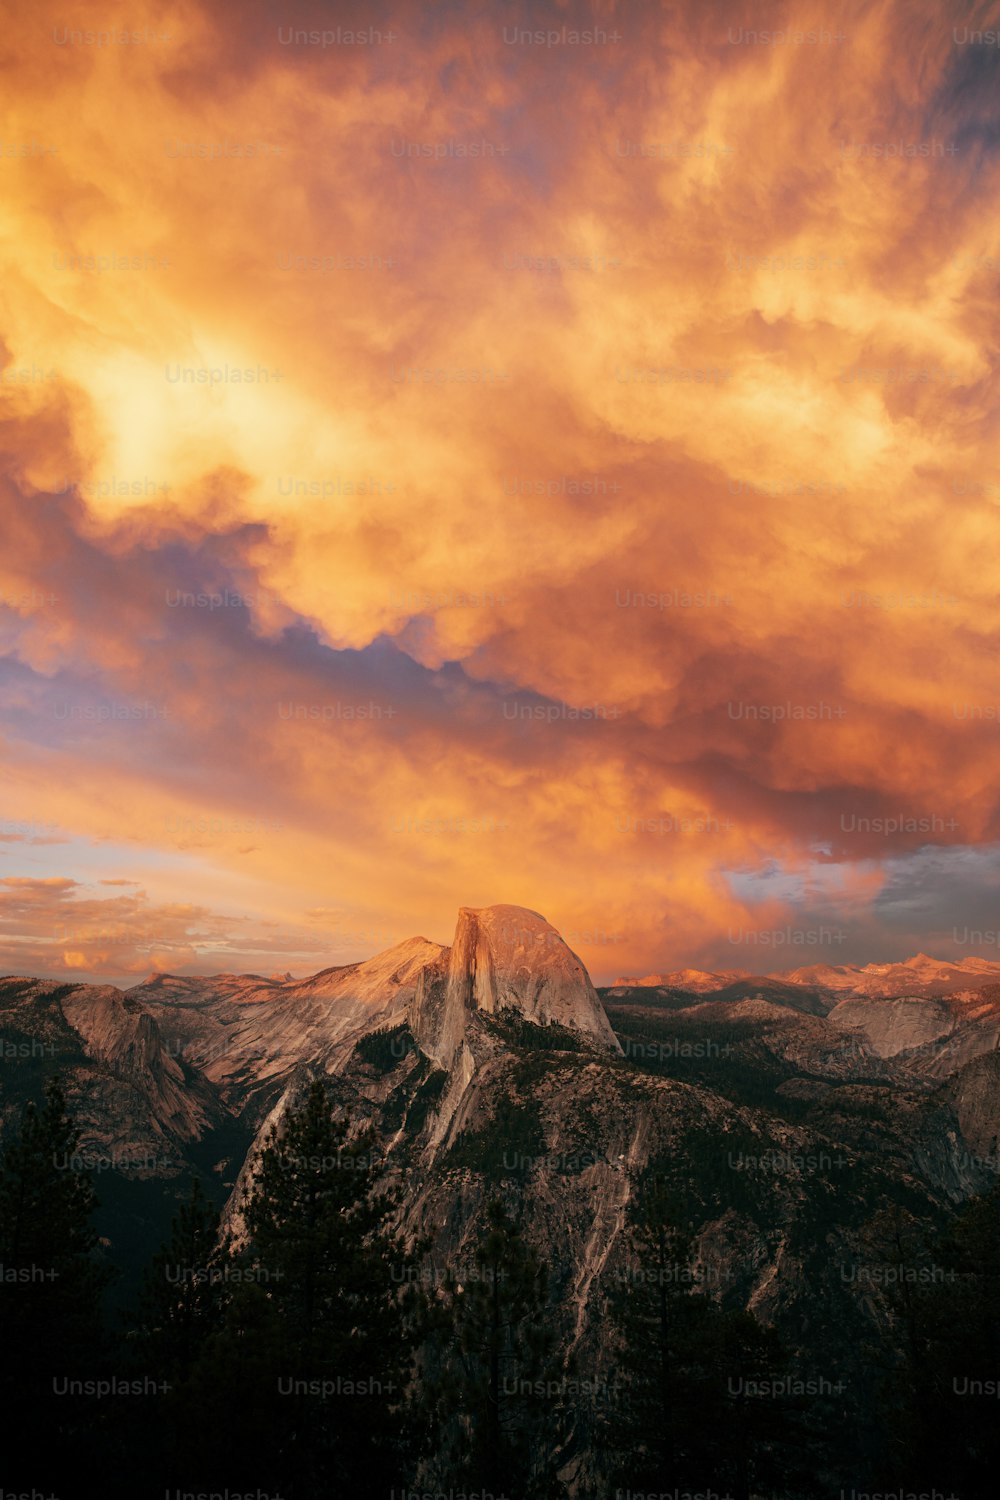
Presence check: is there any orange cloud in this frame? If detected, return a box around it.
[2,0,1000,980]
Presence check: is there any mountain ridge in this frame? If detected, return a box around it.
[7,902,1000,1484]
[614,952,1000,999]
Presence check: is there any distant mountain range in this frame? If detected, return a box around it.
[612,952,1000,999]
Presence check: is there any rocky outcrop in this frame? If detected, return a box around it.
[60,985,216,1141]
[825,987,1000,1077]
[0,975,243,1281]
[222,906,623,1237]
[826,994,958,1058]
[410,905,622,1068]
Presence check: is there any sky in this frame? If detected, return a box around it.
[2,0,1000,985]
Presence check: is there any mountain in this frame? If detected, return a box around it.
[779,952,1000,997]
[604,962,1000,1078]
[124,904,619,1113]
[223,903,623,1239]
[824,983,1000,1077]
[412,904,621,1069]
[60,983,220,1142]
[611,968,751,991]
[606,974,833,1018]
[7,910,1000,1488]
[128,935,444,1111]
[0,974,243,1306]
[613,953,1000,1006]
[232,938,1000,1490]
[0,976,222,1153]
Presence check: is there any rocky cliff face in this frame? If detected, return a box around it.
[411,904,622,1069]
[60,984,216,1142]
[0,977,221,1154]
[223,906,622,1238]
[943,1048,1000,1161]
[826,994,958,1058]
[0,975,244,1306]
[825,986,1000,1077]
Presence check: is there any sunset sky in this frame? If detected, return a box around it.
[2,0,1000,984]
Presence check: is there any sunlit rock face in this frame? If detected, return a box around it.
[129,907,621,1110]
[824,986,1000,1076]
[826,994,959,1059]
[60,984,215,1142]
[129,937,445,1103]
[410,904,622,1068]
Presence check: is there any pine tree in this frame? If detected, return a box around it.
[606,1169,808,1497]
[876,1182,1000,1498]
[605,1172,719,1492]
[184,1077,425,1495]
[133,1177,230,1380]
[704,1306,808,1500]
[0,1077,113,1478]
[112,1178,233,1486]
[430,1196,571,1497]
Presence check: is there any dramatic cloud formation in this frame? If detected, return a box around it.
[2,0,999,982]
